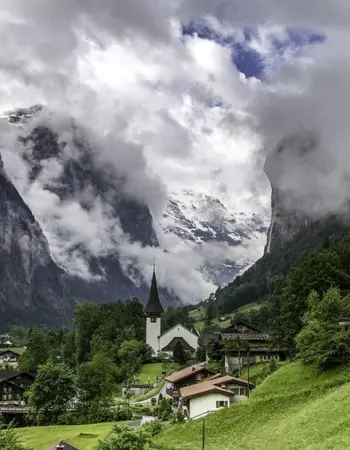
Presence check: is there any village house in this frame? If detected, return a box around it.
[0,348,24,366]
[144,268,199,356]
[165,364,217,401]
[217,321,283,374]
[0,370,35,403]
[179,373,254,419]
[46,441,79,450]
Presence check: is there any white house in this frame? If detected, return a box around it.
[179,374,254,419]
[143,269,199,356]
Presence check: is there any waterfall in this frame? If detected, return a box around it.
[266,189,277,254]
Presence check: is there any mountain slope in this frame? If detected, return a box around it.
[215,134,350,314]
[22,121,158,302]
[162,190,268,286]
[0,153,73,326]
[154,361,350,450]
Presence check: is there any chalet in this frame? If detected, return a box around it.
[218,321,283,374]
[165,364,216,400]
[0,334,13,347]
[180,374,254,419]
[46,441,79,450]
[0,349,23,365]
[0,370,35,403]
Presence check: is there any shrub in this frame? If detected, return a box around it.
[150,397,157,406]
[114,406,133,421]
[269,359,278,373]
[142,419,163,436]
[97,426,151,450]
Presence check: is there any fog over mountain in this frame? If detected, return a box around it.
[0,1,350,309]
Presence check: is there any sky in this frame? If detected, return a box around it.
[0,1,349,303]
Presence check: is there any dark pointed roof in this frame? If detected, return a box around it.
[144,270,164,315]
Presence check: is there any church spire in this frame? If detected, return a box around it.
[143,263,164,316]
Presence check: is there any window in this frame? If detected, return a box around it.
[240,388,246,396]
[196,373,204,381]
[151,317,157,323]
[216,401,228,408]
[233,388,239,395]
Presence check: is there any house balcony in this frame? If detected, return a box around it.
[166,387,180,398]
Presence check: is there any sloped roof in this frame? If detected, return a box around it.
[143,270,164,315]
[165,364,215,383]
[180,380,234,400]
[0,370,35,383]
[159,323,198,339]
[210,375,255,388]
[221,321,269,341]
[46,440,79,450]
[161,337,195,352]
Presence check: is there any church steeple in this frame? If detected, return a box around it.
[144,266,164,316]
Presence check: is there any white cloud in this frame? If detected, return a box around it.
[1,1,349,303]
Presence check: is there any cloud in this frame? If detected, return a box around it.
[1,0,349,303]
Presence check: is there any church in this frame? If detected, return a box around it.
[143,269,199,356]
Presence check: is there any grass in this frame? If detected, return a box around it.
[15,422,120,450]
[132,379,165,402]
[153,361,350,450]
[191,302,261,331]
[135,363,163,384]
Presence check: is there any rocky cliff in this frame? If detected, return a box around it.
[264,134,323,254]
[0,153,73,327]
[17,120,159,304]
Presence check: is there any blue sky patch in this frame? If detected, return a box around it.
[182,21,326,79]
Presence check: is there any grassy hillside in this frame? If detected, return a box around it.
[15,422,117,450]
[135,363,163,384]
[216,215,350,314]
[190,302,261,331]
[153,362,350,450]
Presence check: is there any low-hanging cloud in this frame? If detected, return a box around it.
[1,1,350,303]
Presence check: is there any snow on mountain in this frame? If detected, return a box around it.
[161,190,269,287]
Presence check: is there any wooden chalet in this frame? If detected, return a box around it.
[165,364,216,400]
[218,321,284,374]
[0,370,35,403]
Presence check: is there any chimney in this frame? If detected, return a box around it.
[192,366,196,372]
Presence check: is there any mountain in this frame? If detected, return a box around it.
[215,134,350,314]
[7,111,160,306]
[0,105,272,325]
[162,190,268,286]
[0,152,74,327]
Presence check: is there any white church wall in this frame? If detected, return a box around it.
[146,317,161,355]
[159,324,198,351]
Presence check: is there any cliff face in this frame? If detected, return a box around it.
[0,153,73,327]
[18,123,158,304]
[264,134,325,254]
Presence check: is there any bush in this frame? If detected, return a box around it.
[114,406,133,421]
[150,397,157,406]
[269,359,278,373]
[142,419,163,436]
[97,426,151,450]
[157,398,173,421]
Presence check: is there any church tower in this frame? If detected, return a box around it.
[143,267,164,355]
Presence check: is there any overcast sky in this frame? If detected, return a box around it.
[0,1,349,303]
